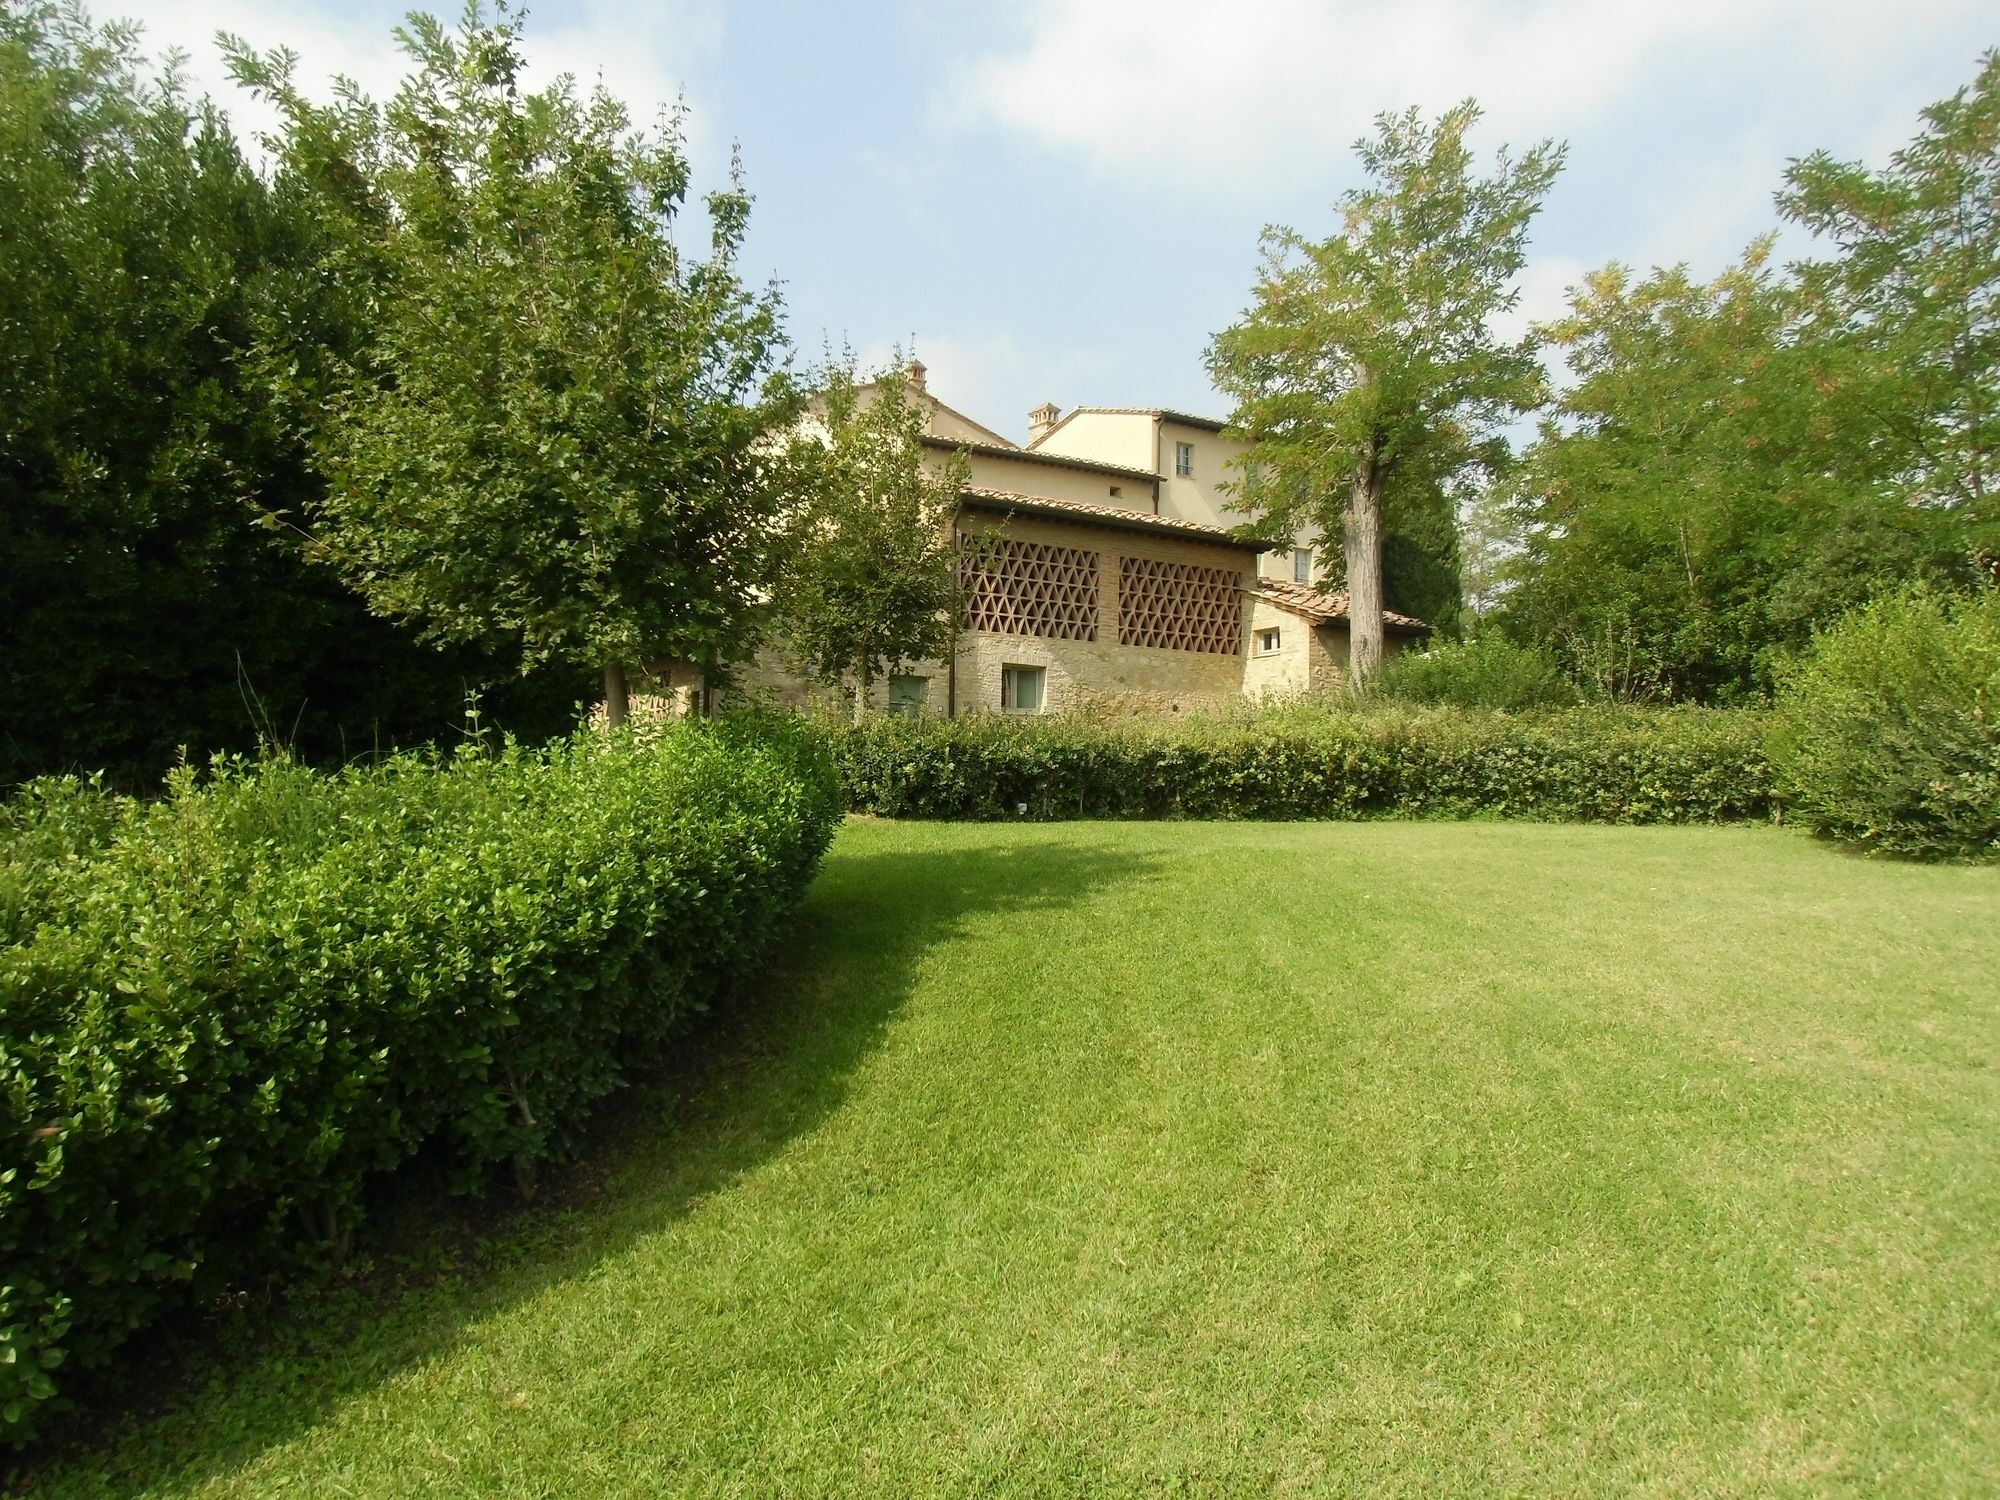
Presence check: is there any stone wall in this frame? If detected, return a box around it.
[949,512,1255,715]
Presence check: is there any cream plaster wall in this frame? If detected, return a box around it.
[958,448,1155,511]
[1027,409,1157,472]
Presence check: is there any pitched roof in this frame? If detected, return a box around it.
[1252,577,1430,632]
[1025,405,1230,450]
[958,486,1271,551]
[918,393,1019,449]
[922,434,1161,483]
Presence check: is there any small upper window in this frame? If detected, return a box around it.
[1175,441,1194,478]
[1293,547,1313,583]
[1255,627,1282,656]
[1001,663,1045,713]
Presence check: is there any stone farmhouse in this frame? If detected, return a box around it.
[733,362,1428,717]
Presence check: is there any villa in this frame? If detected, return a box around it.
[734,362,1428,717]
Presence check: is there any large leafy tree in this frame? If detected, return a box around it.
[777,361,968,722]
[1781,48,2000,558]
[1207,101,1561,680]
[1502,53,1998,702]
[1504,246,1876,699]
[0,1,577,786]
[228,5,800,727]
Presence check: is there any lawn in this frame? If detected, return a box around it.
[28,820,2000,1496]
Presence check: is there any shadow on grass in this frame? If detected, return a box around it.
[20,829,1154,1495]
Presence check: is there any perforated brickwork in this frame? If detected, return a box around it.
[1118,556,1243,654]
[961,538,1100,640]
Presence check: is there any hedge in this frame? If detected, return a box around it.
[0,718,840,1445]
[835,706,1773,824]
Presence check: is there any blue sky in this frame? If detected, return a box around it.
[135,0,1995,444]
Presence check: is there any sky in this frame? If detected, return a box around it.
[127,0,1995,446]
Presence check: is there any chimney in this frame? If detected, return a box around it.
[905,359,927,394]
[1028,401,1060,445]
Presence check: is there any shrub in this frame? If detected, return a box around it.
[0,718,839,1444]
[1771,589,2000,859]
[1369,635,1580,710]
[836,705,1770,824]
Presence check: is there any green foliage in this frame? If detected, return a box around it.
[1508,244,1966,703]
[0,2,581,788]
[1208,101,1561,674]
[1781,49,2000,542]
[835,706,1766,825]
[776,360,969,716]
[1505,53,2000,702]
[225,6,802,688]
[0,720,840,1445]
[1771,589,2000,859]
[1370,637,1579,711]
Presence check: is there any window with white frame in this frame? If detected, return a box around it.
[1293,547,1313,583]
[1255,627,1282,656]
[1175,440,1194,477]
[1000,664,1045,713]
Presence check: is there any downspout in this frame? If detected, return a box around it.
[1151,413,1163,514]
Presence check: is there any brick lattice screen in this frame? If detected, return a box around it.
[960,538,1100,640]
[1118,556,1243,654]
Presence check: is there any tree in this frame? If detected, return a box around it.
[1504,246,1870,699]
[1207,101,1562,682]
[777,361,969,721]
[1499,53,2000,703]
[0,2,581,788]
[1780,49,2000,559]
[227,4,800,728]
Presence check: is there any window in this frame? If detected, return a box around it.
[1175,441,1194,477]
[1255,627,1282,656]
[1000,664,1045,713]
[1293,547,1313,583]
[887,674,929,717]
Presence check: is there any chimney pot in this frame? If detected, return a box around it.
[1027,401,1061,444]
[905,359,927,393]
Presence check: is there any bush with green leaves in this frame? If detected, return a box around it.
[1368,636,1580,710]
[836,705,1769,824]
[0,719,839,1445]
[1771,589,2000,859]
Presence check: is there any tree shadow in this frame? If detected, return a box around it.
[20,828,1155,1494]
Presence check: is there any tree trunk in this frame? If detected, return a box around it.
[852,663,870,726]
[1345,448,1386,687]
[603,660,630,730]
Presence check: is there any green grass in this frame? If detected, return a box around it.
[27,821,2000,1496]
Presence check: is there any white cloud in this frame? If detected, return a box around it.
[940,0,1991,192]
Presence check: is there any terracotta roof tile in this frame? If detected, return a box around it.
[1026,405,1230,449]
[1252,577,1429,632]
[958,486,1271,551]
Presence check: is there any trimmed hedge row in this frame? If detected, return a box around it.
[836,706,1773,824]
[0,720,840,1444]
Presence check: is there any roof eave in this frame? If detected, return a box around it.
[922,434,1159,483]
[958,492,1272,553]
